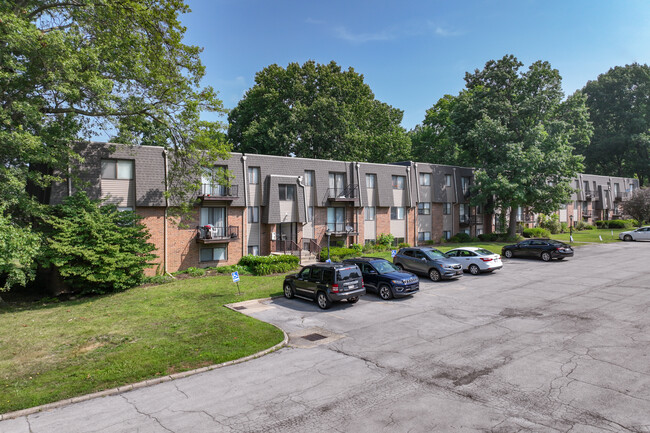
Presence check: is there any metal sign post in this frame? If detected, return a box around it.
[231,271,242,295]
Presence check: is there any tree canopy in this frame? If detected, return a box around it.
[1,0,227,290]
[227,60,411,163]
[409,94,461,166]
[581,63,650,186]
[447,55,588,235]
[621,188,650,225]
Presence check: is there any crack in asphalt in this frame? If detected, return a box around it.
[120,395,174,433]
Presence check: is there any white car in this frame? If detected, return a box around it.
[619,226,650,241]
[444,247,503,275]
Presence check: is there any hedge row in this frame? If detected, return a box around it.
[594,219,636,229]
[522,227,551,238]
[238,254,300,276]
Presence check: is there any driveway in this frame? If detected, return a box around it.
[2,242,649,432]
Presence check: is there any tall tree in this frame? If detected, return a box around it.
[449,55,588,236]
[0,1,228,290]
[621,188,650,225]
[409,94,462,165]
[581,63,650,186]
[228,60,411,163]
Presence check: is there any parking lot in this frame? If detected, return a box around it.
[2,242,649,432]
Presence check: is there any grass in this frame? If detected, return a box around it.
[0,274,286,414]
[550,228,628,244]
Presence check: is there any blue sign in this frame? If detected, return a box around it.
[231,271,240,282]
[391,250,397,258]
[325,259,332,263]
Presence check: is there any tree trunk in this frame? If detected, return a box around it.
[508,207,518,238]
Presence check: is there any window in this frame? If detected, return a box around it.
[477,228,483,236]
[393,237,405,246]
[329,172,345,195]
[247,167,260,184]
[327,207,345,232]
[418,231,431,242]
[583,180,589,191]
[248,245,259,256]
[443,202,451,215]
[200,246,227,262]
[614,183,620,196]
[443,230,451,240]
[307,206,314,222]
[304,170,315,186]
[417,202,430,215]
[117,207,134,212]
[366,174,377,189]
[392,175,405,190]
[445,174,452,187]
[200,207,226,228]
[476,204,483,214]
[101,160,133,180]
[461,177,470,194]
[419,173,431,186]
[248,206,259,223]
[391,207,405,220]
[364,206,376,221]
[279,184,295,201]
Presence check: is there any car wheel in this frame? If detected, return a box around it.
[395,263,405,271]
[283,283,294,299]
[468,264,480,275]
[429,269,441,282]
[316,291,332,310]
[347,297,359,304]
[541,251,551,262]
[624,234,633,242]
[378,284,393,300]
[504,250,513,259]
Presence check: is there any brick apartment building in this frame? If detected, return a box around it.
[50,142,639,274]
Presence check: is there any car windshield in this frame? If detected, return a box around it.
[337,267,361,281]
[423,249,447,259]
[475,249,493,255]
[373,261,399,274]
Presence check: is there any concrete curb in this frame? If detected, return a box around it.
[0,314,289,422]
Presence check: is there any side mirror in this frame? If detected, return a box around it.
[421,257,427,262]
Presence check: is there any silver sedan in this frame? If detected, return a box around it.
[445,247,503,275]
[619,226,650,241]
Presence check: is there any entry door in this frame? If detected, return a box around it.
[277,223,297,246]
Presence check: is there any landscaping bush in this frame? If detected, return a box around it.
[575,220,588,230]
[186,267,206,277]
[397,242,410,249]
[319,247,358,262]
[142,275,174,285]
[376,233,394,248]
[522,227,551,238]
[238,255,300,276]
[43,192,157,294]
[350,243,363,254]
[478,233,500,242]
[560,222,569,233]
[449,232,472,243]
[209,264,251,275]
[539,214,561,234]
[596,219,634,229]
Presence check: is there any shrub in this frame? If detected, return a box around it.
[238,254,300,276]
[185,267,205,277]
[376,233,394,248]
[0,208,41,290]
[350,243,363,254]
[522,227,551,238]
[539,214,561,234]
[560,222,569,233]
[397,242,410,249]
[575,220,588,230]
[209,264,251,275]
[449,232,472,243]
[142,275,174,285]
[43,192,157,294]
[424,240,437,245]
[319,247,358,262]
[478,233,500,242]
[583,224,595,230]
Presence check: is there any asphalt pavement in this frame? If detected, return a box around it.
[2,242,649,432]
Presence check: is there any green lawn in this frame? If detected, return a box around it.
[551,228,628,244]
[0,275,286,414]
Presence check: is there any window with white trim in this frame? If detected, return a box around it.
[101,160,134,180]
[392,175,405,190]
[279,184,295,201]
[419,173,431,186]
[248,246,259,256]
[417,202,430,215]
[445,174,452,187]
[248,206,259,223]
[443,230,451,240]
[200,246,227,262]
[304,170,315,186]
[390,207,405,220]
[366,174,377,189]
[307,206,314,222]
[248,167,260,184]
[418,231,431,242]
[364,206,376,221]
[443,202,451,215]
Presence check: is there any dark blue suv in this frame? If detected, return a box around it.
[343,257,419,300]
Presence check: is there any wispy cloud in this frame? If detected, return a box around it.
[428,22,464,37]
[333,26,396,43]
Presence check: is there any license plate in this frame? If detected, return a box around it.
[347,284,356,290]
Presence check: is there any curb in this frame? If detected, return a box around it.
[0,322,288,421]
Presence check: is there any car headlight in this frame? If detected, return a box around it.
[442,264,453,269]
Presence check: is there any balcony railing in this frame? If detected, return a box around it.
[326,222,359,235]
[584,191,593,201]
[614,191,628,201]
[459,215,470,226]
[198,184,238,201]
[326,184,359,202]
[196,225,239,243]
[470,215,484,225]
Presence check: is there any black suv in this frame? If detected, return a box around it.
[283,263,366,309]
[393,247,463,281]
[343,257,419,300]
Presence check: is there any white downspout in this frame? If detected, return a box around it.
[242,155,248,254]
[163,149,170,276]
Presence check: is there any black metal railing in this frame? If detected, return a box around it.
[199,184,238,198]
[275,240,301,253]
[302,238,322,256]
[196,225,239,241]
[470,215,484,225]
[326,222,358,234]
[326,184,359,200]
[584,191,593,200]
[459,215,470,225]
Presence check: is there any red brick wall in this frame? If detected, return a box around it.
[137,206,165,276]
[406,207,416,245]
[431,203,443,241]
[376,207,390,242]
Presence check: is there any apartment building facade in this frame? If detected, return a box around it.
[50,142,488,274]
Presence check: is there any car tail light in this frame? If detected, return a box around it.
[480,257,493,262]
[362,281,365,288]
[332,284,339,293]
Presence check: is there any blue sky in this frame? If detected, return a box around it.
[180,0,650,130]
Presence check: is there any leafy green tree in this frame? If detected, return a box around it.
[449,55,588,236]
[43,193,157,294]
[1,1,228,288]
[621,188,650,225]
[228,60,411,163]
[409,94,462,165]
[0,208,41,294]
[581,63,650,186]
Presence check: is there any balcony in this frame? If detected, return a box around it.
[459,215,470,226]
[198,184,238,202]
[584,191,593,201]
[326,222,359,235]
[614,191,628,201]
[326,184,359,202]
[196,225,239,244]
[470,215,484,225]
